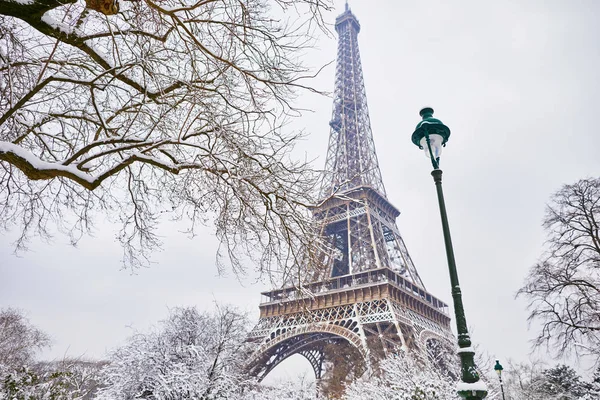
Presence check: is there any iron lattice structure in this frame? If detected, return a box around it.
[246,5,454,385]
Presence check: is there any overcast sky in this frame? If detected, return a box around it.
[2,0,600,383]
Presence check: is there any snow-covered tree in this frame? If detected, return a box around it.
[1,360,104,400]
[0,0,332,276]
[242,375,317,400]
[1,366,73,400]
[0,308,103,400]
[538,364,589,399]
[488,360,542,400]
[518,177,600,361]
[0,308,50,369]
[96,305,252,399]
[588,365,600,397]
[345,353,457,400]
[495,360,598,400]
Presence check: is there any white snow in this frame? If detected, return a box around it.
[132,151,175,169]
[0,141,94,183]
[456,346,475,354]
[40,12,84,37]
[41,13,74,35]
[85,42,114,68]
[457,380,488,392]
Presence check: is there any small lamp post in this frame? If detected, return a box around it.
[494,360,506,400]
[411,108,488,400]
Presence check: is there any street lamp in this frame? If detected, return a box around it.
[494,360,506,400]
[411,108,488,400]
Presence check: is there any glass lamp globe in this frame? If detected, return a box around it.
[419,133,444,159]
[411,107,451,167]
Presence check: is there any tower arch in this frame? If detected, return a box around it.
[246,323,368,381]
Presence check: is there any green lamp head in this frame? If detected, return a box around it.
[411,108,451,164]
[494,360,504,377]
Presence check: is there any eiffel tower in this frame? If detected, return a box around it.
[246,3,454,384]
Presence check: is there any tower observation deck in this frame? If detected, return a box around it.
[246,4,454,390]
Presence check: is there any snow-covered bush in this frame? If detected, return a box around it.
[345,353,457,400]
[242,376,317,400]
[96,305,252,399]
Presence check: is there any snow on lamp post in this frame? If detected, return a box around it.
[494,360,506,400]
[411,108,488,400]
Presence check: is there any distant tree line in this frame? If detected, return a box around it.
[0,308,105,399]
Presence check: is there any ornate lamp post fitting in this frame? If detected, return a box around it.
[411,108,488,399]
[494,360,506,400]
[411,107,450,170]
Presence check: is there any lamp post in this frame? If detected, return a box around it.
[494,360,506,400]
[411,108,487,400]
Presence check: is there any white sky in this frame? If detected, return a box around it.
[2,0,600,382]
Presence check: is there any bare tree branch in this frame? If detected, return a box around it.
[0,0,333,275]
[518,177,600,364]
